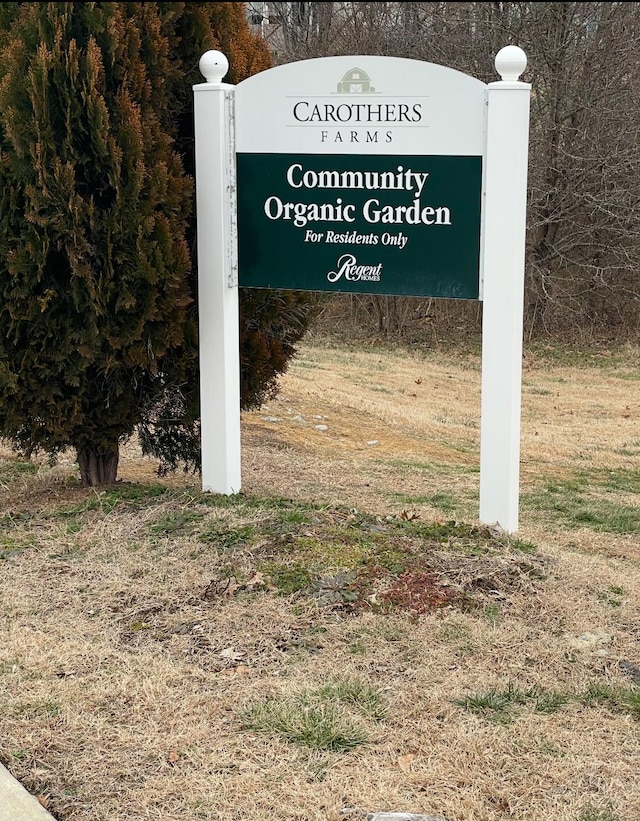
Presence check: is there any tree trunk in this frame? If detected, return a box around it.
[76,442,120,487]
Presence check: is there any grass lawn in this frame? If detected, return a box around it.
[0,339,639,821]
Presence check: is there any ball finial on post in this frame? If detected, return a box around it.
[199,50,229,84]
[495,45,527,82]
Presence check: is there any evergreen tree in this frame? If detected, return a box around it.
[0,2,317,484]
[0,2,195,484]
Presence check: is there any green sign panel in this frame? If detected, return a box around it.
[237,153,482,299]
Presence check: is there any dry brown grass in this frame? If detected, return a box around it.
[0,339,639,821]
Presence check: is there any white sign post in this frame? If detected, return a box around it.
[193,52,241,494]
[193,47,531,532]
[479,47,531,533]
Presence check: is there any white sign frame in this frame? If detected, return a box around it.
[193,48,531,532]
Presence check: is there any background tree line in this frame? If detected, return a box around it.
[253,1,640,342]
[1,2,636,486]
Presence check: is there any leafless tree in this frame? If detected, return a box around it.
[257,2,640,341]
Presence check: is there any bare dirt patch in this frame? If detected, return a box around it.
[1,340,639,821]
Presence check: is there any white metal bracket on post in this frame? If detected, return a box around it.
[193,51,241,494]
[479,46,531,532]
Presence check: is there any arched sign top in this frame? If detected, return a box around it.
[235,55,487,156]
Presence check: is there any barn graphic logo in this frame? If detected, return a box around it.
[336,68,379,94]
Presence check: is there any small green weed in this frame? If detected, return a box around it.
[9,749,30,762]
[311,570,360,607]
[597,585,626,608]
[536,738,566,758]
[483,603,502,625]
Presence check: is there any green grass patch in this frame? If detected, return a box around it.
[384,457,478,476]
[454,683,569,723]
[577,805,622,821]
[523,472,640,534]
[0,533,35,559]
[276,508,313,526]
[9,700,61,719]
[596,468,640,495]
[526,343,629,370]
[291,535,371,569]
[456,679,640,724]
[240,678,385,751]
[241,697,367,752]
[426,492,459,513]
[148,510,204,537]
[262,562,313,595]
[360,543,410,575]
[313,679,387,721]
[55,483,171,517]
[580,681,640,719]
[0,459,38,483]
[198,522,256,549]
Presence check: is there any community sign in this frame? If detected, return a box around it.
[234,57,487,299]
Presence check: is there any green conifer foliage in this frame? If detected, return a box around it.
[159,2,318,411]
[0,2,317,484]
[0,2,193,485]
[139,3,318,470]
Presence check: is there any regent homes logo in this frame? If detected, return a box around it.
[327,253,382,284]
